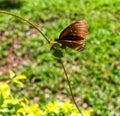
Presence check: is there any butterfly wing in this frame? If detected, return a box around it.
[59,20,88,41]
[57,40,85,51]
[57,20,88,51]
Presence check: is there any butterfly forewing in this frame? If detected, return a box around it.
[59,20,88,41]
[57,20,88,51]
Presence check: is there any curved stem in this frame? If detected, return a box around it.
[6,74,17,84]
[0,10,50,43]
[61,61,84,116]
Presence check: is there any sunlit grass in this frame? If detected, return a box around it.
[0,0,120,115]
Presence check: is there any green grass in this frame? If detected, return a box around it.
[0,0,120,115]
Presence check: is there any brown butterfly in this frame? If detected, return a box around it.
[56,20,88,51]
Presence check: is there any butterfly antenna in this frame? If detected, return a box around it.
[61,61,84,116]
[0,10,50,44]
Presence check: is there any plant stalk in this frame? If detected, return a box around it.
[6,75,17,84]
[61,61,84,116]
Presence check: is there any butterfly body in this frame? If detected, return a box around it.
[57,20,88,51]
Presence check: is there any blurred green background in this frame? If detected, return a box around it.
[0,0,120,115]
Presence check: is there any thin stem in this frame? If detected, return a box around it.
[61,61,84,116]
[6,74,17,84]
[0,10,50,43]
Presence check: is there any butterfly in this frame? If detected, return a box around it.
[56,20,88,51]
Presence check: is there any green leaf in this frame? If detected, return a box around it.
[13,80,24,88]
[15,75,26,80]
[51,42,62,49]
[0,92,4,106]
[51,43,65,58]
[8,70,15,79]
